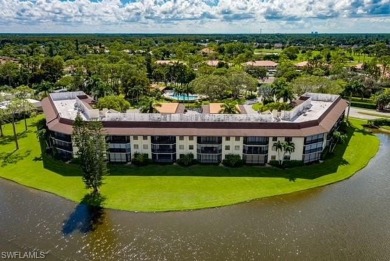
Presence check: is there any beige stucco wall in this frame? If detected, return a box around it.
[176,136,198,159]
[222,136,243,159]
[131,135,151,158]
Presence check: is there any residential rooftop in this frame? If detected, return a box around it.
[46,91,341,124]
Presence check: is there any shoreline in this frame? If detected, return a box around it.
[0,118,381,212]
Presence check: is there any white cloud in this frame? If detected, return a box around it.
[0,0,389,32]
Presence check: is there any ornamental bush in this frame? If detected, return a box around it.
[222,154,244,167]
[132,152,151,166]
[176,153,196,167]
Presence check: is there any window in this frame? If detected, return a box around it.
[143,136,148,140]
[225,137,230,141]
[189,145,194,150]
[272,137,277,141]
[235,137,240,141]
[179,145,184,150]
[143,144,148,150]
[189,136,194,141]
[133,136,138,140]
[179,136,184,140]
[285,137,292,142]
[234,145,240,150]
[271,155,276,160]
[225,145,230,150]
[284,155,291,161]
[134,144,139,150]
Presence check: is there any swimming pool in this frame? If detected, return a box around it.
[168,93,199,101]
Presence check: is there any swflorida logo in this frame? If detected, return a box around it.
[1,251,47,259]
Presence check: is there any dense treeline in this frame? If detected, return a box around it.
[0,34,389,112]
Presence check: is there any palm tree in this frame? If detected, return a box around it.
[139,97,162,113]
[272,140,284,165]
[282,141,295,165]
[7,99,24,150]
[272,78,294,103]
[330,131,347,152]
[219,102,240,114]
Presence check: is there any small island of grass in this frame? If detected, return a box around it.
[0,116,380,212]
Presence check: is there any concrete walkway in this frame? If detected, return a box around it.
[348,107,390,120]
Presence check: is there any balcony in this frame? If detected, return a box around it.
[197,144,222,154]
[304,138,324,145]
[197,154,222,164]
[243,137,269,145]
[151,136,176,144]
[197,137,222,144]
[243,145,268,154]
[152,153,176,163]
[152,144,176,154]
[106,136,130,144]
[51,132,71,142]
[54,143,73,152]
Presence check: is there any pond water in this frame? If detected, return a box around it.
[0,134,390,260]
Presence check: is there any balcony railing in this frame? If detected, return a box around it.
[106,136,130,143]
[54,144,73,152]
[243,138,269,145]
[243,145,268,154]
[304,138,324,145]
[151,136,176,144]
[152,149,176,154]
[197,137,222,144]
[51,133,72,142]
[197,149,222,154]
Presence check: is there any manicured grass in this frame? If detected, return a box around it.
[0,116,380,212]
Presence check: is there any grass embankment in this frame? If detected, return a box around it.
[0,116,380,212]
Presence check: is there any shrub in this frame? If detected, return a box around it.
[177,153,196,167]
[132,152,151,166]
[269,160,304,168]
[222,154,244,167]
[350,101,376,110]
[368,118,390,127]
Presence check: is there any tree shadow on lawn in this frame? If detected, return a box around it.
[44,124,372,181]
[0,130,31,146]
[62,193,106,235]
[0,149,32,167]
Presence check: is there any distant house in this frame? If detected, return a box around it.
[0,56,19,65]
[200,47,216,56]
[155,60,185,66]
[244,60,278,71]
[295,61,309,70]
[202,103,244,114]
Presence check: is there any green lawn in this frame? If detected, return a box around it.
[0,116,380,212]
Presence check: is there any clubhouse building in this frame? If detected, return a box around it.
[42,92,347,165]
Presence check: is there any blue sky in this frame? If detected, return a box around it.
[0,0,389,33]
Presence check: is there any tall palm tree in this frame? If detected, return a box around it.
[219,102,240,114]
[139,97,162,113]
[282,141,295,165]
[330,131,347,152]
[272,140,284,165]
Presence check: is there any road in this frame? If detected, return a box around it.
[348,107,390,120]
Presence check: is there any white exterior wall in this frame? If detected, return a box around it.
[222,137,243,159]
[289,137,304,161]
[131,135,151,158]
[176,136,198,159]
[267,137,304,162]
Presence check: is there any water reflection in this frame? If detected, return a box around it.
[0,134,389,260]
[62,193,106,235]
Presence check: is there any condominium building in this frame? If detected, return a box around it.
[42,92,347,165]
